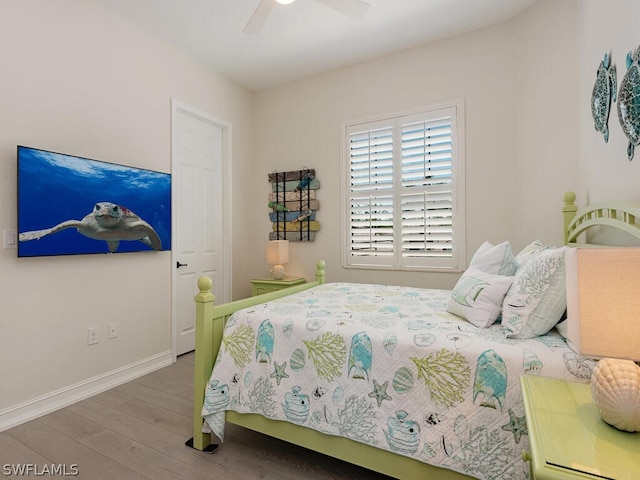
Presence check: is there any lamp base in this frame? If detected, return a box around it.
[271,264,286,280]
[591,358,640,432]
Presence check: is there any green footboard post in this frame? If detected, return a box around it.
[315,260,326,284]
[190,276,215,451]
[563,191,577,245]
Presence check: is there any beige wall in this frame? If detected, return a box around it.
[250,24,523,289]
[0,0,252,414]
[512,0,580,246]
[248,0,583,290]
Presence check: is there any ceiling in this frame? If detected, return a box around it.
[94,0,537,91]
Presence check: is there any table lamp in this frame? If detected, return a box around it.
[565,247,640,432]
[266,240,289,280]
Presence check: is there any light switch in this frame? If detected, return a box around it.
[3,230,17,249]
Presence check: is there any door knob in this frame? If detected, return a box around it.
[176,261,188,268]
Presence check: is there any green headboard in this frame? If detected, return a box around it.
[563,191,640,246]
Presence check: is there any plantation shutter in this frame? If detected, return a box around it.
[399,109,454,267]
[344,103,464,271]
[347,123,394,264]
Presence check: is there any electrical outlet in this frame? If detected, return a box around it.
[87,327,98,345]
[108,322,118,339]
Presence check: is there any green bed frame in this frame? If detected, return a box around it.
[563,191,640,246]
[188,259,472,479]
[188,192,640,480]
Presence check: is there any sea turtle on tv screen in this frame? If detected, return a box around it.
[591,52,617,143]
[617,46,640,160]
[19,201,162,253]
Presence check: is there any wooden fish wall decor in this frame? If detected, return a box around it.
[268,168,320,242]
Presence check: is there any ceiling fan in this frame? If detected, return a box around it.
[244,0,371,34]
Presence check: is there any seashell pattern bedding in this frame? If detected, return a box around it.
[202,282,594,480]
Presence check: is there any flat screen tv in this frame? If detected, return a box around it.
[17,146,171,257]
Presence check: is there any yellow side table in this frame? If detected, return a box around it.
[250,277,306,296]
[521,375,640,480]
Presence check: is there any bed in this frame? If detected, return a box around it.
[187,191,640,480]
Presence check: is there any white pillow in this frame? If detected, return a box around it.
[514,240,545,271]
[469,241,517,276]
[502,247,567,339]
[447,267,514,328]
[555,319,568,338]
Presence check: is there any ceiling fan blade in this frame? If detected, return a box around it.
[243,0,276,34]
[315,0,370,19]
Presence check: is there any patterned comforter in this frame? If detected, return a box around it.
[202,283,594,480]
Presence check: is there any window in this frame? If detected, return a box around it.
[342,101,465,271]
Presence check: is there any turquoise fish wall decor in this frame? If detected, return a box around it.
[617,46,640,160]
[591,52,617,143]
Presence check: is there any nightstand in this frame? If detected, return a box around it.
[250,277,306,296]
[521,375,640,480]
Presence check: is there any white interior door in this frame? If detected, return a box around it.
[172,100,231,356]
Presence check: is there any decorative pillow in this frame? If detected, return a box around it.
[555,319,568,338]
[469,241,517,276]
[447,267,514,328]
[514,240,545,271]
[502,247,567,339]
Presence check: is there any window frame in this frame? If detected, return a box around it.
[341,99,466,272]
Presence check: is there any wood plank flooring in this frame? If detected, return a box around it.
[1,353,393,479]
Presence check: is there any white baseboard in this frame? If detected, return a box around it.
[0,350,174,432]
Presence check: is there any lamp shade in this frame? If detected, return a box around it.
[266,240,289,265]
[565,247,640,362]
